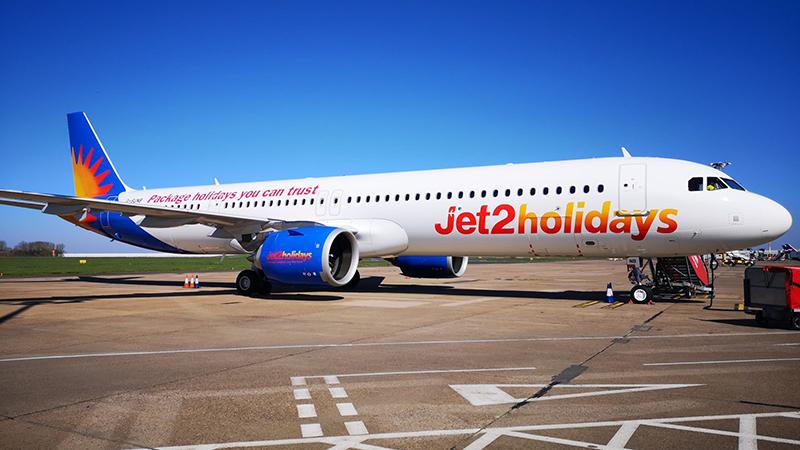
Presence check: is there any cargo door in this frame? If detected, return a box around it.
[618,164,647,214]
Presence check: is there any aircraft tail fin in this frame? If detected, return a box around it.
[67,112,130,199]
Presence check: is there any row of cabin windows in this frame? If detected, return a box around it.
[169,184,607,210]
[345,184,605,204]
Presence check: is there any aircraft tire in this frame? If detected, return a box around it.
[629,285,653,304]
[236,270,261,296]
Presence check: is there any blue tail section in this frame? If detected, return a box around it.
[67,112,129,199]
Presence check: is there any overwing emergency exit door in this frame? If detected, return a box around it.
[618,164,647,213]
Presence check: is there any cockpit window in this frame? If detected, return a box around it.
[706,177,727,191]
[722,178,746,191]
[688,177,703,191]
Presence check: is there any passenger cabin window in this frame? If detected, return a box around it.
[706,177,727,191]
[688,177,704,191]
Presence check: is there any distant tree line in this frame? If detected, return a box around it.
[0,241,64,256]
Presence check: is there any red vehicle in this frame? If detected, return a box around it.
[744,266,800,330]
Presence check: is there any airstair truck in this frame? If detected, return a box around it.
[744,266,800,330]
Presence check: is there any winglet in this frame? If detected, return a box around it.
[621,147,632,158]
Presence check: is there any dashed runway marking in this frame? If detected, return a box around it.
[296,404,316,418]
[344,421,369,436]
[293,388,310,400]
[336,403,358,417]
[324,375,340,384]
[290,376,306,386]
[299,423,323,438]
[329,387,348,399]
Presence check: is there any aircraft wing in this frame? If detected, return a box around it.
[0,189,317,237]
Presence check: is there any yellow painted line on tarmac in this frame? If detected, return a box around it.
[600,301,622,309]
[574,300,599,308]
[610,302,626,309]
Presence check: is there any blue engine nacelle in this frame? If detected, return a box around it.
[254,226,359,287]
[388,256,469,278]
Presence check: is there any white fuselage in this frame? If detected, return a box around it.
[117,156,792,258]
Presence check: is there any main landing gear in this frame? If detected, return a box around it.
[236,269,272,296]
[234,269,361,296]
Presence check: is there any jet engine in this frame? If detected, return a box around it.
[388,255,468,278]
[254,226,359,287]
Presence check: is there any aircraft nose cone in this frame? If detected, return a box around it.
[762,199,792,240]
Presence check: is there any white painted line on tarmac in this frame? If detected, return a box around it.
[606,422,639,448]
[344,420,368,436]
[324,375,340,385]
[299,423,323,438]
[775,342,800,346]
[290,377,306,386]
[739,415,757,450]
[644,357,800,366]
[3,331,797,363]
[293,389,311,400]
[336,403,358,417]
[129,410,800,450]
[329,387,348,399]
[296,404,316,419]
[451,383,702,406]
[442,298,491,307]
[302,366,537,380]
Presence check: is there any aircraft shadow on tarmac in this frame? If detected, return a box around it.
[0,274,708,325]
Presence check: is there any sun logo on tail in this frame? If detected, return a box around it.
[71,144,113,198]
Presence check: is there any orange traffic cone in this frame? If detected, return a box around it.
[194,274,200,289]
[184,275,190,288]
[189,275,195,289]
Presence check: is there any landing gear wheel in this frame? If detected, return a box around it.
[236,270,261,296]
[629,285,653,304]
[342,270,360,290]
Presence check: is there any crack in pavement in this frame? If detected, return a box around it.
[450,304,674,450]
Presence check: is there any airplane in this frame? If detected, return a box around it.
[0,112,792,303]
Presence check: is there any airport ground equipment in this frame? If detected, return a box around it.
[626,255,715,304]
[744,266,800,330]
[775,244,800,261]
[721,249,756,267]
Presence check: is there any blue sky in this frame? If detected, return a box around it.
[1,0,798,252]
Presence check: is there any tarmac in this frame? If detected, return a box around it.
[0,259,798,449]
